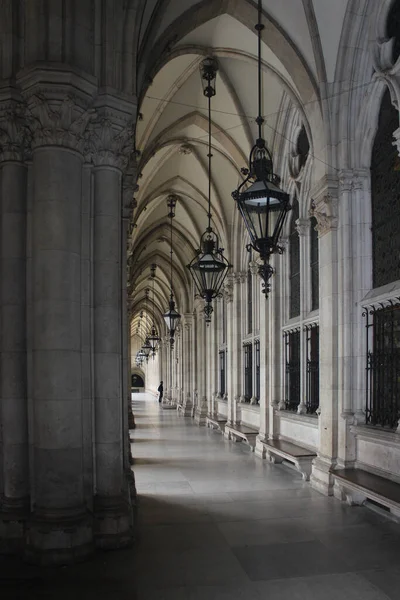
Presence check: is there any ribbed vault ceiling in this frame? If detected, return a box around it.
[129,0,350,355]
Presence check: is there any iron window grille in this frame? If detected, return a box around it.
[305,324,319,413]
[364,300,400,429]
[219,350,226,396]
[255,339,260,403]
[244,343,253,402]
[284,329,301,411]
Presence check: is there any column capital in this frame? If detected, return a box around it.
[223,274,234,303]
[0,98,31,162]
[295,218,310,237]
[309,193,338,237]
[249,260,259,276]
[339,168,370,192]
[23,88,136,169]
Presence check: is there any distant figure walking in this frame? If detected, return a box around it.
[158,381,164,403]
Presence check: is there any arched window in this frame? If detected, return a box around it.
[289,198,300,318]
[310,216,319,310]
[371,89,400,288]
[297,125,310,171]
[247,266,253,334]
[387,0,400,64]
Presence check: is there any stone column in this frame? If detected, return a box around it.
[296,219,310,415]
[309,179,339,496]
[91,111,135,549]
[209,304,219,415]
[192,312,198,417]
[233,273,245,424]
[0,99,30,552]
[336,170,371,475]
[195,309,208,424]
[23,91,94,564]
[224,275,235,428]
[182,315,193,416]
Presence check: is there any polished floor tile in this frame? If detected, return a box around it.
[1,393,398,600]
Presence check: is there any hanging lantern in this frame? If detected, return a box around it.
[187,57,230,322]
[231,0,290,297]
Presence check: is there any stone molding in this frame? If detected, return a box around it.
[0,100,31,162]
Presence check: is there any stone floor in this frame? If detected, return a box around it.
[2,393,400,599]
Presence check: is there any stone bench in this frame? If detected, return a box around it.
[263,439,316,481]
[206,413,227,433]
[333,468,400,520]
[224,423,258,451]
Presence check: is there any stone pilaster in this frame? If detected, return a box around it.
[0,95,30,553]
[309,177,339,495]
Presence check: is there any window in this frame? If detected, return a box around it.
[371,89,400,288]
[365,303,400,428]
[219,350,226,396]
[289,198,300,318]
[247,267,253,334]
[310,217,319,310]
[284,330,301,411]
[305,325,319,413]
[255,339,260,403]
[244,343,253,402]
[297,125,310,171]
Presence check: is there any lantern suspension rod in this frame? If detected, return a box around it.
[207,91,212,232]
[256,0,264,144]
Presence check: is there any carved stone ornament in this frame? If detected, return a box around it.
[0,101,32,162]
[249,260,259,276]
[223,274,234,304]
[84,117,135,169]
[25,93,96,153]
[179,144,193,155]
[309,193,338,237]
[295,218,310,237]
[394,127,400,157]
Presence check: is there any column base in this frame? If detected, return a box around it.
[310,456,336,496]
[254,435,268,459]
[194,397,207,425]
[182,398,193,417]
[24,508,93,566]
[94,495,134,550]
[0,498,29,554]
